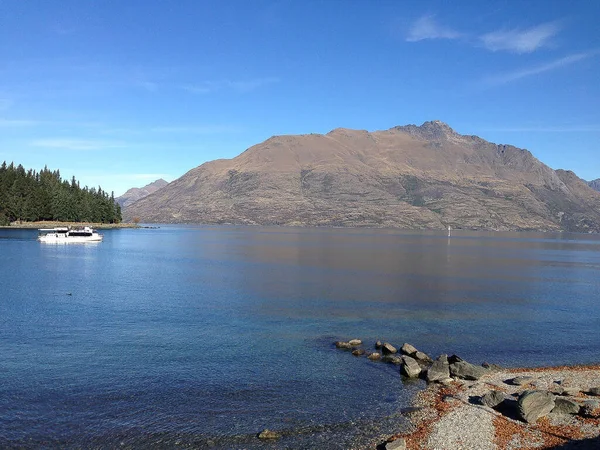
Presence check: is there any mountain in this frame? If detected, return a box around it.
[588,179,600,192]
[116,179,168,208]
[123,121,600,232]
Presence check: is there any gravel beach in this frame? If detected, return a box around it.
[382,365,600,450]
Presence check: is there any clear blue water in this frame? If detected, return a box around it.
[1,226,599,449]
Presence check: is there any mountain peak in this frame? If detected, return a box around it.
[393,120,457,140]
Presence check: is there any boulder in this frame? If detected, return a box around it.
[436,354,448,363]
[335,341,352,349]
[449,361,488,380]
[562,387,581,396]
[375,340,383,349]
[482,362,503,371]
[551,398,580,415]
[510,376,534,386]
[588,387,600,396]
[481,390,506,408]
[368,352,381,361]
[426,360,450,383]
[348,339,362,346]
[401,343,418,355]
[400,356,422,378]
[381,343,397,355]
[518,391,555,423]
[382,355,403,365]
[352,349,365,357]
[581,400,600,417]
[385,437,406,450]
[448,354,463,364]
[258,429,281,440]
[413,351,432,363]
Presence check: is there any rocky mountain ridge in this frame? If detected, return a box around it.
[117,179,168,208]
[588,179,600,193]
[124,121,600,232]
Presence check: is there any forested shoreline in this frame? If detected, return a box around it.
[0,161,122,226]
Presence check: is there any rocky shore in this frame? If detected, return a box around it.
[333,339,600,449]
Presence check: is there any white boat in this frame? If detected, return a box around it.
[38,226,103,243]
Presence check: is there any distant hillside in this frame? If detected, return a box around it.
[124,121,600,232]
[588,179,600,192]
[117,179,168,208]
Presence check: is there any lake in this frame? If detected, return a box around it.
[1,226,599,448]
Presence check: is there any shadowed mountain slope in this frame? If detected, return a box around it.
[588,179,600,193]
[124,121,600,232]
[117,179,168,208]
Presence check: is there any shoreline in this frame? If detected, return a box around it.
[2,221,140,229]
[380,363,600,449]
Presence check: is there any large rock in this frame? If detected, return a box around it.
[401,343,418,355]
[352,349,365,356]
[348,339,362,346]
[381,343,397,355]
[400,356,422,378]
[518,391,555,423]
[481,390,506,408]
[426,360,450,383]
[449,361,488,380]
[368,352,381,361]
[510,376,534,386]
[414,351,432,363]
[552,398,580,415]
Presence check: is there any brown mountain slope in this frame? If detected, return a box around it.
[116,179,168,208]
[123,121,600,232]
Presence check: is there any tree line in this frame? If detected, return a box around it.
[0,161,122,225]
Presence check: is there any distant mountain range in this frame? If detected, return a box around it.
[588,179,600,193]
[116,179,168,208]
[123,121,600,232]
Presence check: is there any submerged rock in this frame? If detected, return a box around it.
[518,391,555,423]
[335,341,352,349]
[258,429,281,440]
[382,355,403,365]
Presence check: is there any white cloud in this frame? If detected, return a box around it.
[406,15,461,42]
[183,77,280,94]
[483,52,593,86]
[31,138,127,151]
[480,21,562,54]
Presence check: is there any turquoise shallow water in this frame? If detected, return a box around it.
[1,226,599,448]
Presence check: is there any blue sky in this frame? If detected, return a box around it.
[1,0,599,196]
